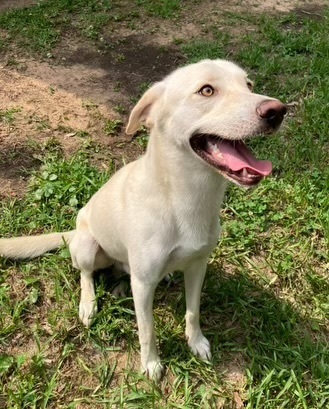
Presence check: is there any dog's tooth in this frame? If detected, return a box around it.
[208,142,222,157]
[208,141,219,153]
[242,168,248,177]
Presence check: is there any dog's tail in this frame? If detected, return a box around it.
[0,231,76,260]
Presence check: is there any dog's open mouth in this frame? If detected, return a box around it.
[190,134,272,187]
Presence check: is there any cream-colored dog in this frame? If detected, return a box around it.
[0,59,286,381]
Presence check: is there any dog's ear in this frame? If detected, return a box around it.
[126,82,165,135]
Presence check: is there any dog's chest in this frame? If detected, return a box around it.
[166,219,220,271]
[166,241,213,272]
[171,241,212,259]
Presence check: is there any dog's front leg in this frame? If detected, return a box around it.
[130,275,164,381]
[184,258,211,361]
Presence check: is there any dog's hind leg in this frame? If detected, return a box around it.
[110,261,130,298]
[70,227,113,328]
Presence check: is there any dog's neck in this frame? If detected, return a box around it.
[143,127,228,212]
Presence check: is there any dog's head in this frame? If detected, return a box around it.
[126,59,286,187]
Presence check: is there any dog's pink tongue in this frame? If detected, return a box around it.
[219,140,272,175]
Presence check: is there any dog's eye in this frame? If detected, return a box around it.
[198,85,215,97]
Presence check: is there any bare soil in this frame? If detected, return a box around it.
[0,0,37,12]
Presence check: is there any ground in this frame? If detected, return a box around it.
[0,0,326,196]
[0,1,328,408]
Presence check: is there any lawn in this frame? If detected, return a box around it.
[0,1,328,408]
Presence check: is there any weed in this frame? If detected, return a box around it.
[32,117,51,131]
[115,53,126,62]
[104,119,123,136]
[56,124,75,134]
[135,129,149,149]
[114,81,122,92]
[114,104,126,114]
[82,100,99,110]
[75,130,90,138]
[138,81,152,95]
[0,108,21,124]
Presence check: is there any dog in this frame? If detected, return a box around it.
[0,59,286,381]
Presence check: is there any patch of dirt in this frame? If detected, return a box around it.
[0,143,40,198]
[0,0,37,12]
[9,34,185,109]
[293,3,327,19]
[51,346,141,407]
[0,68,116,132]
[219,354,248,409]
[0,67,142,197]
[6,333,41,358]
[221,0,328,12]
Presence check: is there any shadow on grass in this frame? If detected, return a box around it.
[95,264,329,404]
[1,255,328,406]
[95,265,329,382]
[57,33,186,100]
[0,144,41,181]
[199,266,329,404]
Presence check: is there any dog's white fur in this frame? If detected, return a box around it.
[0,60,284,381]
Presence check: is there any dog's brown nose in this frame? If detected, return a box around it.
[257,100,287,128]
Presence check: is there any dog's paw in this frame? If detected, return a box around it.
[143,360,164,382]
[111,282,127,298]
[79,300,97,328]
[188,334,212,361]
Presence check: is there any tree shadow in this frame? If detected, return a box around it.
[147,264,329,404]
[204,266,328,403]
[59,33,185,100]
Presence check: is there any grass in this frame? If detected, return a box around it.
[0,0,184,55]
[136,0,181,18]
[0,108,21,125]
[0,1,329,408]
[104,119,123,136]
